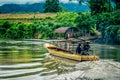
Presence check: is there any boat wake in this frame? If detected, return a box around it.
[45,60,120,80]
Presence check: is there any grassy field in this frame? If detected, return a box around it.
[0,13,56,19]
[0,13,56,23]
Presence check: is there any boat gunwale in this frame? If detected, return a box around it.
[47,46,70,53]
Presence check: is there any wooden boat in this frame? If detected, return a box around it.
[44,43,99,61]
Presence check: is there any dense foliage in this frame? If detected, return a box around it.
[71,0,120,14]
[0,12,77,40]
[69,0,120,44]
[75,9,120,44]
[0,21,35,39]
[89,0,112,15]
[0,9,120,44]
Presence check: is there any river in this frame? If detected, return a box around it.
[0,40,120,80]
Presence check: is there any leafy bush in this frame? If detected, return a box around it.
[105,25,120,44]
[55,12,78,26]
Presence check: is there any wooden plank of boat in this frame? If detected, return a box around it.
[44,43,99,61]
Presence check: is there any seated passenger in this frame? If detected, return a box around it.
[76,43,82,54]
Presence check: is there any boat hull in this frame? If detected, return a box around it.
[44,43,99,61]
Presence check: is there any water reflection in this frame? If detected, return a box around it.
[0,40,43,79]
[0,40,75,80]
[90,44,120,62]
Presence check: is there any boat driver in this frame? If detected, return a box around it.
[82,41,90,55]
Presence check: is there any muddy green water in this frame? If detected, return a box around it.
[0,40,120,80]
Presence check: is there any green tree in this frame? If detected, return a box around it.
[70,0,112,15]
[0,21,12,38]
[44,0,60,12]
[105,25,120,44]
[89,0,112,15]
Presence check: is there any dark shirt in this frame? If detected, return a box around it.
[76,46,81,54]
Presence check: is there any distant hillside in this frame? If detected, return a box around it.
[60,3,89,12]
[0,3,44,13]
[0,2,89,13]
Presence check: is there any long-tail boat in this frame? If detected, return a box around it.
[44,43,99,61]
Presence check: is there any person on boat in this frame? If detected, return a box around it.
[76,43,82,54]
[82,41,90,55]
